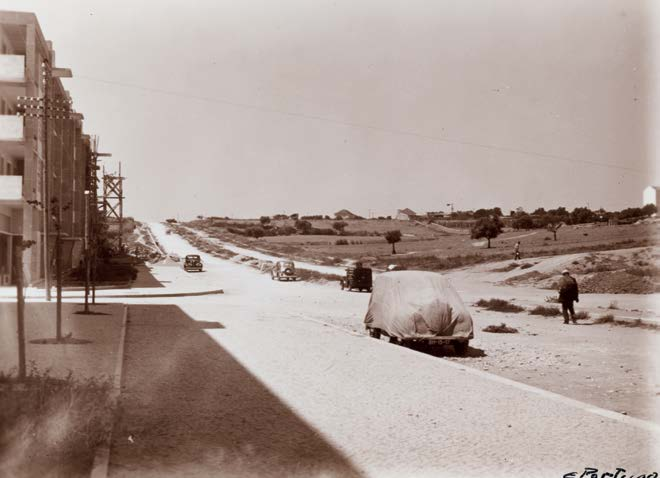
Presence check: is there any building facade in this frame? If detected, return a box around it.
[643,186,659,208]
[0,11,92,286]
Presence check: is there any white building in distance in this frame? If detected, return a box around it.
[643,186,659,207]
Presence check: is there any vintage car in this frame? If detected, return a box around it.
[183,254,203,272]
[340,265,373,292]
[271,260,298,281]
[364,271,474,355]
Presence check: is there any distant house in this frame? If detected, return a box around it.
[395,208,417,221]
[643,186,660,208]
[335,209,361,220]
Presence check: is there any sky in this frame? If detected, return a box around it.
[3,0,659,220]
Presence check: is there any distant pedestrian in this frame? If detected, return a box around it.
[513,241,521,261]
[558,269,579,324]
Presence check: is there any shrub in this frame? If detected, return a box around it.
[574,311,590,321]
[475,298,525,313]
[529,305,561,316]
[594,314,615,324]
[0,366,113,477]
[310,227,336,235]
[245,226,265,238]
[491,263,519,273]
[483,323,519,333]
[519,263,533,269]
[335,239,349,245]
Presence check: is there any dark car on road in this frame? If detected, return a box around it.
[340,264,373,292]
[271,261,298,281]
[183,254,203,272]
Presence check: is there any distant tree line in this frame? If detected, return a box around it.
[510,204,657,230]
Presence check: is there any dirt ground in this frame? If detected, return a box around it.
[152,222,660,424]
[98,223,660,477]
[188,218,659,267]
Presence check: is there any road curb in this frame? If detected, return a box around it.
[90,304,129,478]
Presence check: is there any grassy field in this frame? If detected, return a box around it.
[186,218,659,271]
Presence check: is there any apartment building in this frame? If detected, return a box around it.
[0,11,92,286]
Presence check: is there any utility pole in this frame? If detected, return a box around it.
[42,60,51,301]
[90,138,112,303]
[83,190,91,313]
[18,64,74,342]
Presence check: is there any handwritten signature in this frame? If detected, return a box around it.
[563,468,658,478]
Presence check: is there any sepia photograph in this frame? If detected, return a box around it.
[0,1,658,477]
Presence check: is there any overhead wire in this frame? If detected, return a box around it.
[75,75,647,175]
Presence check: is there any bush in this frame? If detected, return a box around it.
[310,227,336,235]
[529,305,561,316]
[574,311,590,321]
[335,239,349,245]
[483,323,519,333]
[245,226,266,238]
[594,314,615,324]
[0,366,113,477]
[475,298,525,313]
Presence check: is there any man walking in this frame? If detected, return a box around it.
[514,241,521,261]
[558,269,579,324]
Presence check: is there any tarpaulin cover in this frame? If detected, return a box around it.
[364,271,474,339]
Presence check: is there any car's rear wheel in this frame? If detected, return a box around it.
[454,341,469,356]
[368,328,381,339]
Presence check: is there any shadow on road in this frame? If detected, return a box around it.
[109,304,361,478]
[129,264,166,289]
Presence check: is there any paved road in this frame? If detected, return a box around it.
[107,225,659,477]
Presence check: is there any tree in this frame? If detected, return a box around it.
[512,214,534,230]
[641,203,657,216]
[259,216,271,226]
[14,239,35,380]
[384,230,402,254]
[332,221,348,234]
[545,217,563,241]
[295,219,312,235]
[246,226,265,238]
[165,218,177,224]
[289,213,299,220]
[569,207,594,225]
[471,216,503,248]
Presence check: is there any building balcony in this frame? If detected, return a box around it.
[0,175,23,206]
[0,54,25,83]
[0,115,24,142]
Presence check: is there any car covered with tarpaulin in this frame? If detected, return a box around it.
[364,271,474,355]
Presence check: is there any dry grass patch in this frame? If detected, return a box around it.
[0,367,113,477]
[475,298,525,313]
[483,323,519,333]
[529,305,561,317]
[490,263,519,273]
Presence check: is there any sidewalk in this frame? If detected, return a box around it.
[0,302,125,380]
[0,263,223,301]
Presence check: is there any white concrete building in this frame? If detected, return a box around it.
[643,186,659,208]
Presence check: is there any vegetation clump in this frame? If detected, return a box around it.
[0,367,113,477]
[475,298,525,313]
[483,323,519,333]
[529,305,561,316]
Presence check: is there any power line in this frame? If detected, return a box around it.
[76,74,647,174]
